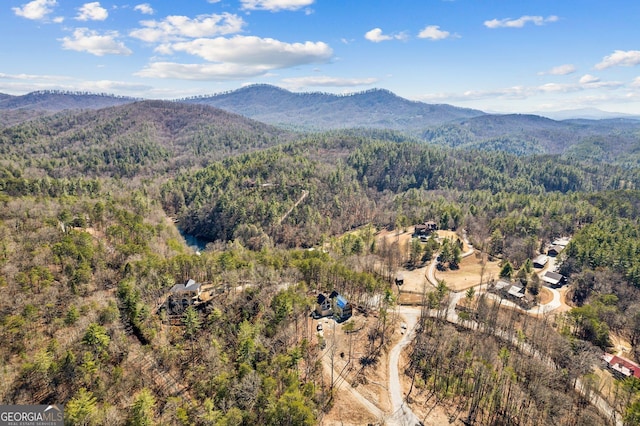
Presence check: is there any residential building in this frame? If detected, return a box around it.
[602,353,640,380]
[533,254,549,268]
[542,271,566,288]
[167,279,202,315]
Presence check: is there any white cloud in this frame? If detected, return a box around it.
[581,80,623,90]
[165,36,332,67]
[418,78,624,103]
[60,28,132,56]
[208,0,222,2]
[240,0,314,11]
[75,2,108,21]
[134,3,154,15]
[595,50,640,70]
[0,74,153,97]
[81,80,153,92]
[130,13,245,42]
[418,25,455,41]
[0,72,70,81]
[538,64,576,76]
[135,62,273,80]
[364,28,407,43]
[12,0,57,20]
[484,15,559,29]
[579,74,600,84]
[365,28,390,42]
[137,35,333,81]
[281,76,378,89]
[632,77,640,87]
[53,16,64,23]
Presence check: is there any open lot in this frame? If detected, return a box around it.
[435,251,501,292]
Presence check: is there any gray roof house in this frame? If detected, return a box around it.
[542,271,566,288]
[533,254,549,268]
[167,279,202,315]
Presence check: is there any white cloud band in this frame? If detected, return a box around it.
[130,13,245,42]
[240,0,314,11]
[484,15,559,29]
[595,50,640,70]
[418,25,455,40]
[164,35,332,67]
[364,28,407,43]
[61,28,132,56]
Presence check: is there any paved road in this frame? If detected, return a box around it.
[389,302,622,426]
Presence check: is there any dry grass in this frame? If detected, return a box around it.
[435,252,501,292]
[537,286,553,305]
[319,313,390,424]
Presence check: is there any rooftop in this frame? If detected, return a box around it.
[495,280,511,290]
[552,237,571,247]
[533,254,549,266]
[508,285,525,298]
[603,353,640,379]
[170,279,202,293]
[543,271,564,284]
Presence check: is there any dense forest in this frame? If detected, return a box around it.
[2,98,640,424]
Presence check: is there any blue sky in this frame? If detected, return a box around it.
[2,0,640,114]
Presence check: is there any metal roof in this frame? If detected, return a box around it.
[335,294,348,309]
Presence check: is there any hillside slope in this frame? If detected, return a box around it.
[0,91,138,126]
[422,114,640,160]
[183,84,485,130]
[0,100,291,178]
[0,91,136,111]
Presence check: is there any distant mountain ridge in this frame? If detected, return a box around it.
[182,84,486,130]
[422,112,640,161]
[533,107,640,121]
[0,90,138,126]
[0,90,137,111]
[2,85,640,164]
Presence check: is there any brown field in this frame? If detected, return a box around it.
[538,286,553,305]
[435,252,501,292]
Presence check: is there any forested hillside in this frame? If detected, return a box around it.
[0,91,136,112]
[4,88,640,166]
[0,100,291,178]
[0,91,137,127]
[422,114,640,162]
[163,134,640,249]
[183,84,485,130]
[3,96,640,424]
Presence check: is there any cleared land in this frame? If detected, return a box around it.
[435,251,501,292]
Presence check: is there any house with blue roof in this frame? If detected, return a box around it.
[314,291,353,321]
[329,291,352,322]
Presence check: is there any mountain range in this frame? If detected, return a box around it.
[182,84,485,130]
[1,84,639,163]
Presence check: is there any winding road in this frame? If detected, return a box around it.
[388,299,622,426]
[389,231,621,426]
[323,230,620,425]
[388,308,422,425]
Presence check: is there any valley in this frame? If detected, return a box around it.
[1,89,640,425]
